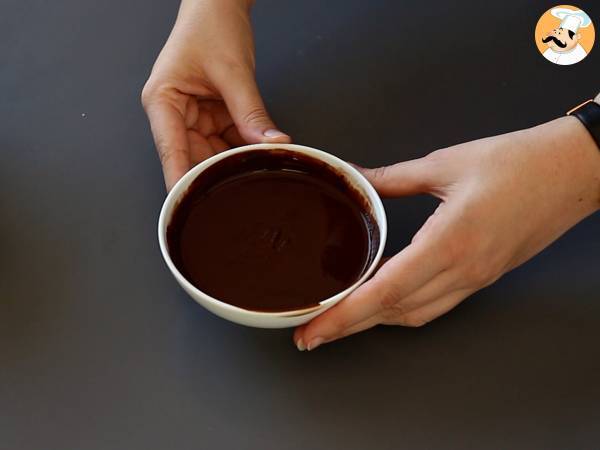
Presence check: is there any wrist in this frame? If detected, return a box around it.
[540,116,600,214]
[178,0,253,23]
[182,0,253,10]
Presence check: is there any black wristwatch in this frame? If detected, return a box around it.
[567,99,600,151]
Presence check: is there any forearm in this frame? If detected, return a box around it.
[176,0,253,35]
[180,0,253,16]
[520,91,600,220]
[565,116,600,214]
[171,0,256,68]
[575,92,600,211]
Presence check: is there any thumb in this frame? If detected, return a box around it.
[211,65,291,144]
[354,157,441,198]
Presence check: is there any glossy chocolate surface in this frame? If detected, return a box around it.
[167,150,378,311]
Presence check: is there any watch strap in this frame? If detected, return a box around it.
[567,99,600,151]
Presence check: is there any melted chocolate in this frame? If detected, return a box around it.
[167,149,379,312]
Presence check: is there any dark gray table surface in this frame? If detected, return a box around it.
[2,0,600,449]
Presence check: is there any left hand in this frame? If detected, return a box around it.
[294,116,600,351]
[141,0,290,191]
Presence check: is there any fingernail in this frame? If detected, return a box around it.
[296,338,306,352]
[307,337,324,351]
[263,129,286,138]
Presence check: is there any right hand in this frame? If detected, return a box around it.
[294,116,600,351]
[141,0,290,191]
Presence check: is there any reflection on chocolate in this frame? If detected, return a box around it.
[167,150,379,312]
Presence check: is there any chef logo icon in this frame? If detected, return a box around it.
[535,5,595,65]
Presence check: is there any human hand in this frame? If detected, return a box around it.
[141,0,290,190]
[295,116,600,351]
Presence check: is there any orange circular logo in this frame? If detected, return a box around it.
[535,5,595,65]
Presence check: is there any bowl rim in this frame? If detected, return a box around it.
[157,143,387,318]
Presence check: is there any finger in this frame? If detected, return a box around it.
[222,125,247,148]
[293,325,307,350]
[294,287,471,350]
[196,108,217,137]
[185,96,200,128]
[199,100,235,134]
[187,129,217,165]
[355,158,441,198]
[333,276,459,340]
[296,268,459,349]
[207,135,230,153]
[298,238,449,350]
[386,289,472,327]
[209,65,291,144]
[337,314,381,339]
[198,100,246,148]
[378,267,458,318]
[145,100,191,191]
[295,313,382,350]
[375,256,391,271]
[412,203,445,244]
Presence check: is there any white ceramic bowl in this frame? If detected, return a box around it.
[158,143,387,328]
